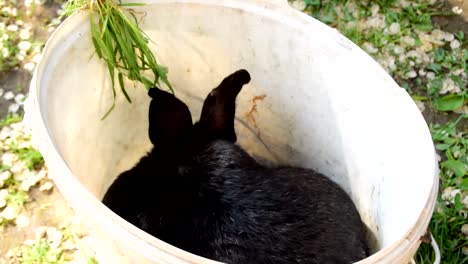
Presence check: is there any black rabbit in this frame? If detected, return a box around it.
[102,69,369,264]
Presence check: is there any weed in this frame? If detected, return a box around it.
[19,238,67,264]
[415,115,468,263]
[0,114,22,128]
[8,144,44,170]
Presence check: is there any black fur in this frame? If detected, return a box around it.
[102,69,369,264]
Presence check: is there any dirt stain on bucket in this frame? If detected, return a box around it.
[245,94,267,131]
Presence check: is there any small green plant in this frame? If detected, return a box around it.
[416,115,468,263]
[8,144,45,170]
[6,187,28,207]
[19,238,67,264]
[0,114,23,128]
[12,227,98,264]
[0,167,29,227]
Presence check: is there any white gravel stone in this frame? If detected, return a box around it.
[39,181,53,192]
[290,0,306,11]
[450,39,461,49]
[24,62,36,72]
[0,189,8,208]
[0,205,18,220]
[462,224,468,236]
[463,194,468,208]
[414,100,425,113]
[15,214,30,228]
[6,24,18,32]
[442,187,461,204]
[0,171,11,188]
[366,14,386,29]
[463,246,468,256]
[23,239,36,246]
[380,54,396,72]
[0,127,12,141]
[443,32,455,42]
[20,170,45,191]
[16,54,25,61]
[2,153,18,167]
[426,72,436,80]
[406,50,420,59]
[0,189,7,199]
[19,29,31,40]
[393,46,404,54]
[0,198,6,209]
[35,226,48,240]
[18,41,32,52]
[440,78,461,95]
[2,48,10,58]
[3,91,15,100]
[46,227,63,249]
[406,70,417,79]
[8,104,20,114]
[452,6,463,15]
[10,162,26,175]
[0,88,4,97]
[431,29,445,41]
[32,54,42,64]
[388,22,400,35]
[14,94,25,105]
[453,68,465,77]
[18,141,32,149]
[363,42,378,54]
[371,4,379,16]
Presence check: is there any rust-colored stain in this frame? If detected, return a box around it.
[245,94,267,129]
[419,227,432,244]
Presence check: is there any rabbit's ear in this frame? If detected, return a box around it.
[197,69,250,142]
[148,87,193,145]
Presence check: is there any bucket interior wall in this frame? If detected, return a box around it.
[37,1,436,257]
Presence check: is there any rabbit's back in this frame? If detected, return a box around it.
[182,140,369,264]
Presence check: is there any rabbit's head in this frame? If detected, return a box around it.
[147,69,251,149]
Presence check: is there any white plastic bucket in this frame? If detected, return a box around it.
[25,0,439,263]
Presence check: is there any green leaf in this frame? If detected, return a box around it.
[429,78,443,94]
[411,95,428,101]
[304,0,320,6]
[435,143,451,151]
[428,63,442,73]
[441,160,466,178]
[455,31,464,41]
[461,177,468,190]
[435,94,465,112]
[415,38,422,46]
[416,23,433,32]
[454,193,463,210]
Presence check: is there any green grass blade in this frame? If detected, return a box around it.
[118,73,132,103]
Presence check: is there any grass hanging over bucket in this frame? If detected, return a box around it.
[62,0,173,119]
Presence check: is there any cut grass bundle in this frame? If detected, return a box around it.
[62,0,173,119]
